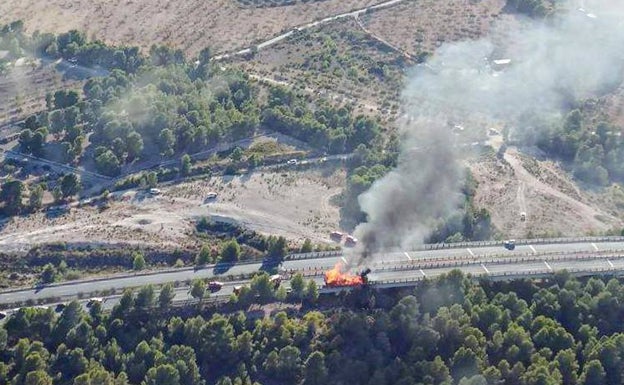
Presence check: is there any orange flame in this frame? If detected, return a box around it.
[324,263,364,287]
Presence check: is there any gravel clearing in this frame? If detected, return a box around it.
[0,168,345,252]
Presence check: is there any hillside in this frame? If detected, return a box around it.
[0,0,623,257]
[0,0,380,56]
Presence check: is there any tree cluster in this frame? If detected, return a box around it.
[531,110,624,186]
[4,271,624,384]
[196,218,291,261]
[262,87,382,155]
[506,0,555,17]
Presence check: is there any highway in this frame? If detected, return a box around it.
[2,238,624,307]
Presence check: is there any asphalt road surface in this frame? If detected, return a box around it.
[2,240,624,306]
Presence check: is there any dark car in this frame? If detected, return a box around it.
[208,281,223,292]
[504,240,516,250]
[86,298,103,307]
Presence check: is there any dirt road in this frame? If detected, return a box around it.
[471,147,622,238]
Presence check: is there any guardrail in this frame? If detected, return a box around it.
[384,249,624,269]
[170,296,229,308]
[372,248,624,266]
[285,250,343,261]
[285,236,624,261]
[354,265,624,290]
[378,254,620,273]
[419,236,624,251]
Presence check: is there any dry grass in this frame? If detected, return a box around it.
[0,59,81,129]
[0,0,380,56]
[233,17,405,120]
[361,0,508,56]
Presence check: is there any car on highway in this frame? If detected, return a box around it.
[504,240,516,250]
[208,281,224,292]
[287,159,298,165]
[86,298,103,307]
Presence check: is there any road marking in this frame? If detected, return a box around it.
[481,264,490,274]
[420,269,426,277]
[467,248,474,257]
[529,245,537,253]
[544,261,552,271]
[592,243,599,251]
[608,259,615,268]
[341,257,347,264]
[404,252,412,261]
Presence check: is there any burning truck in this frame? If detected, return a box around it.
[324,263,371,288]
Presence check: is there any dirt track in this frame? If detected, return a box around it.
[471,147,623,238]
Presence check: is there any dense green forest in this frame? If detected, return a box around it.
[524,109,624,186]
[3,271,624,385]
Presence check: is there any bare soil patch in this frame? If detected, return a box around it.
[0,167,345,252]
[361,0,508,57]
[0,0,380,56]
[470,147,623,238]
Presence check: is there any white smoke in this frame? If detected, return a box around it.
[351,0,624,264]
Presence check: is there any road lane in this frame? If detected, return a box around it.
[549,258,612,271]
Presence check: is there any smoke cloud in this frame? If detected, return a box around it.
[350,0,624,265]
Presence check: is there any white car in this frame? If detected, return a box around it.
[287,159,298,165]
